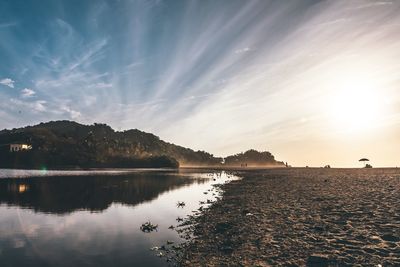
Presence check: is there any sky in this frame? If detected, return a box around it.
[1,0,400,167]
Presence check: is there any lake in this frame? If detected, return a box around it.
[0,169,238,267]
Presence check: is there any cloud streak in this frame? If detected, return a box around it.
[0,22,17,28]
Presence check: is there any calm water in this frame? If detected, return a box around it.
[0,169,238,267]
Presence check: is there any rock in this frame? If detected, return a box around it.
[368,235,382,243]
[219,245,234,254]
[362,247,375,254]
[307,254,329,267]
[214,222,232,234]
[381,234,399,242]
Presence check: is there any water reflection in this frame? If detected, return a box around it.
[0,170,236,267]
[0,172,203,214]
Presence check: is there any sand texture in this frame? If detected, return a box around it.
[181,168,400,266]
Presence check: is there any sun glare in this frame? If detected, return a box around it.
[329,73,385,134]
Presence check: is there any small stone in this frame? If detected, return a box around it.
[381,234,399,242]
[214,222,232,234]
[219,245,233,254]
[307,254,329,267]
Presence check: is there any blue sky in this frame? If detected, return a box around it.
[1,0,400,166]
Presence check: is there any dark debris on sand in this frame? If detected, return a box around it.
[179,168,400,266]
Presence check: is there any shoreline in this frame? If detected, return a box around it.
[179,168,400,266]
[1,166,398,172]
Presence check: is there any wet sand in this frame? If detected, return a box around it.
[180,168,400,266]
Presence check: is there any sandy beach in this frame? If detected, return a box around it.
[180,168,400,266]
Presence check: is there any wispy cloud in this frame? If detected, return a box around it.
[0,22,17,28]
[20,88,36,98]
[60,105,81,119]
[68,38,108,71]
[88,82,113,89]
[234,47,252,54]
[9,99,47,113]
[353,1,393,10]
[33,100,47,112]
[0,78,15,88]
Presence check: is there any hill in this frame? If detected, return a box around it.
[0,121,284,169]
[224,149,285,167]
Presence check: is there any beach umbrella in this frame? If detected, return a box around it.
[359,158,369,167]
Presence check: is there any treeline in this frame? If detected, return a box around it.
[224,149,284,167]
[0,149,179,169]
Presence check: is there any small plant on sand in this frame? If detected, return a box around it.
[176,201,186,208]
[140,221,158,233]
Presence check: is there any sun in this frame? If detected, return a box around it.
[328,73,384,134]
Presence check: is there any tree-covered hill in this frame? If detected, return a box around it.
[0,121,221,169]
[224,149,285,167]
[0,121,284,169]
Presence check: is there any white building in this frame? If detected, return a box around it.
[9,144,32,152]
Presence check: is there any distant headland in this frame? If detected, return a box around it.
[0,120,285,169]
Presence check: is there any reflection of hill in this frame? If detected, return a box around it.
[0,173,201,214]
